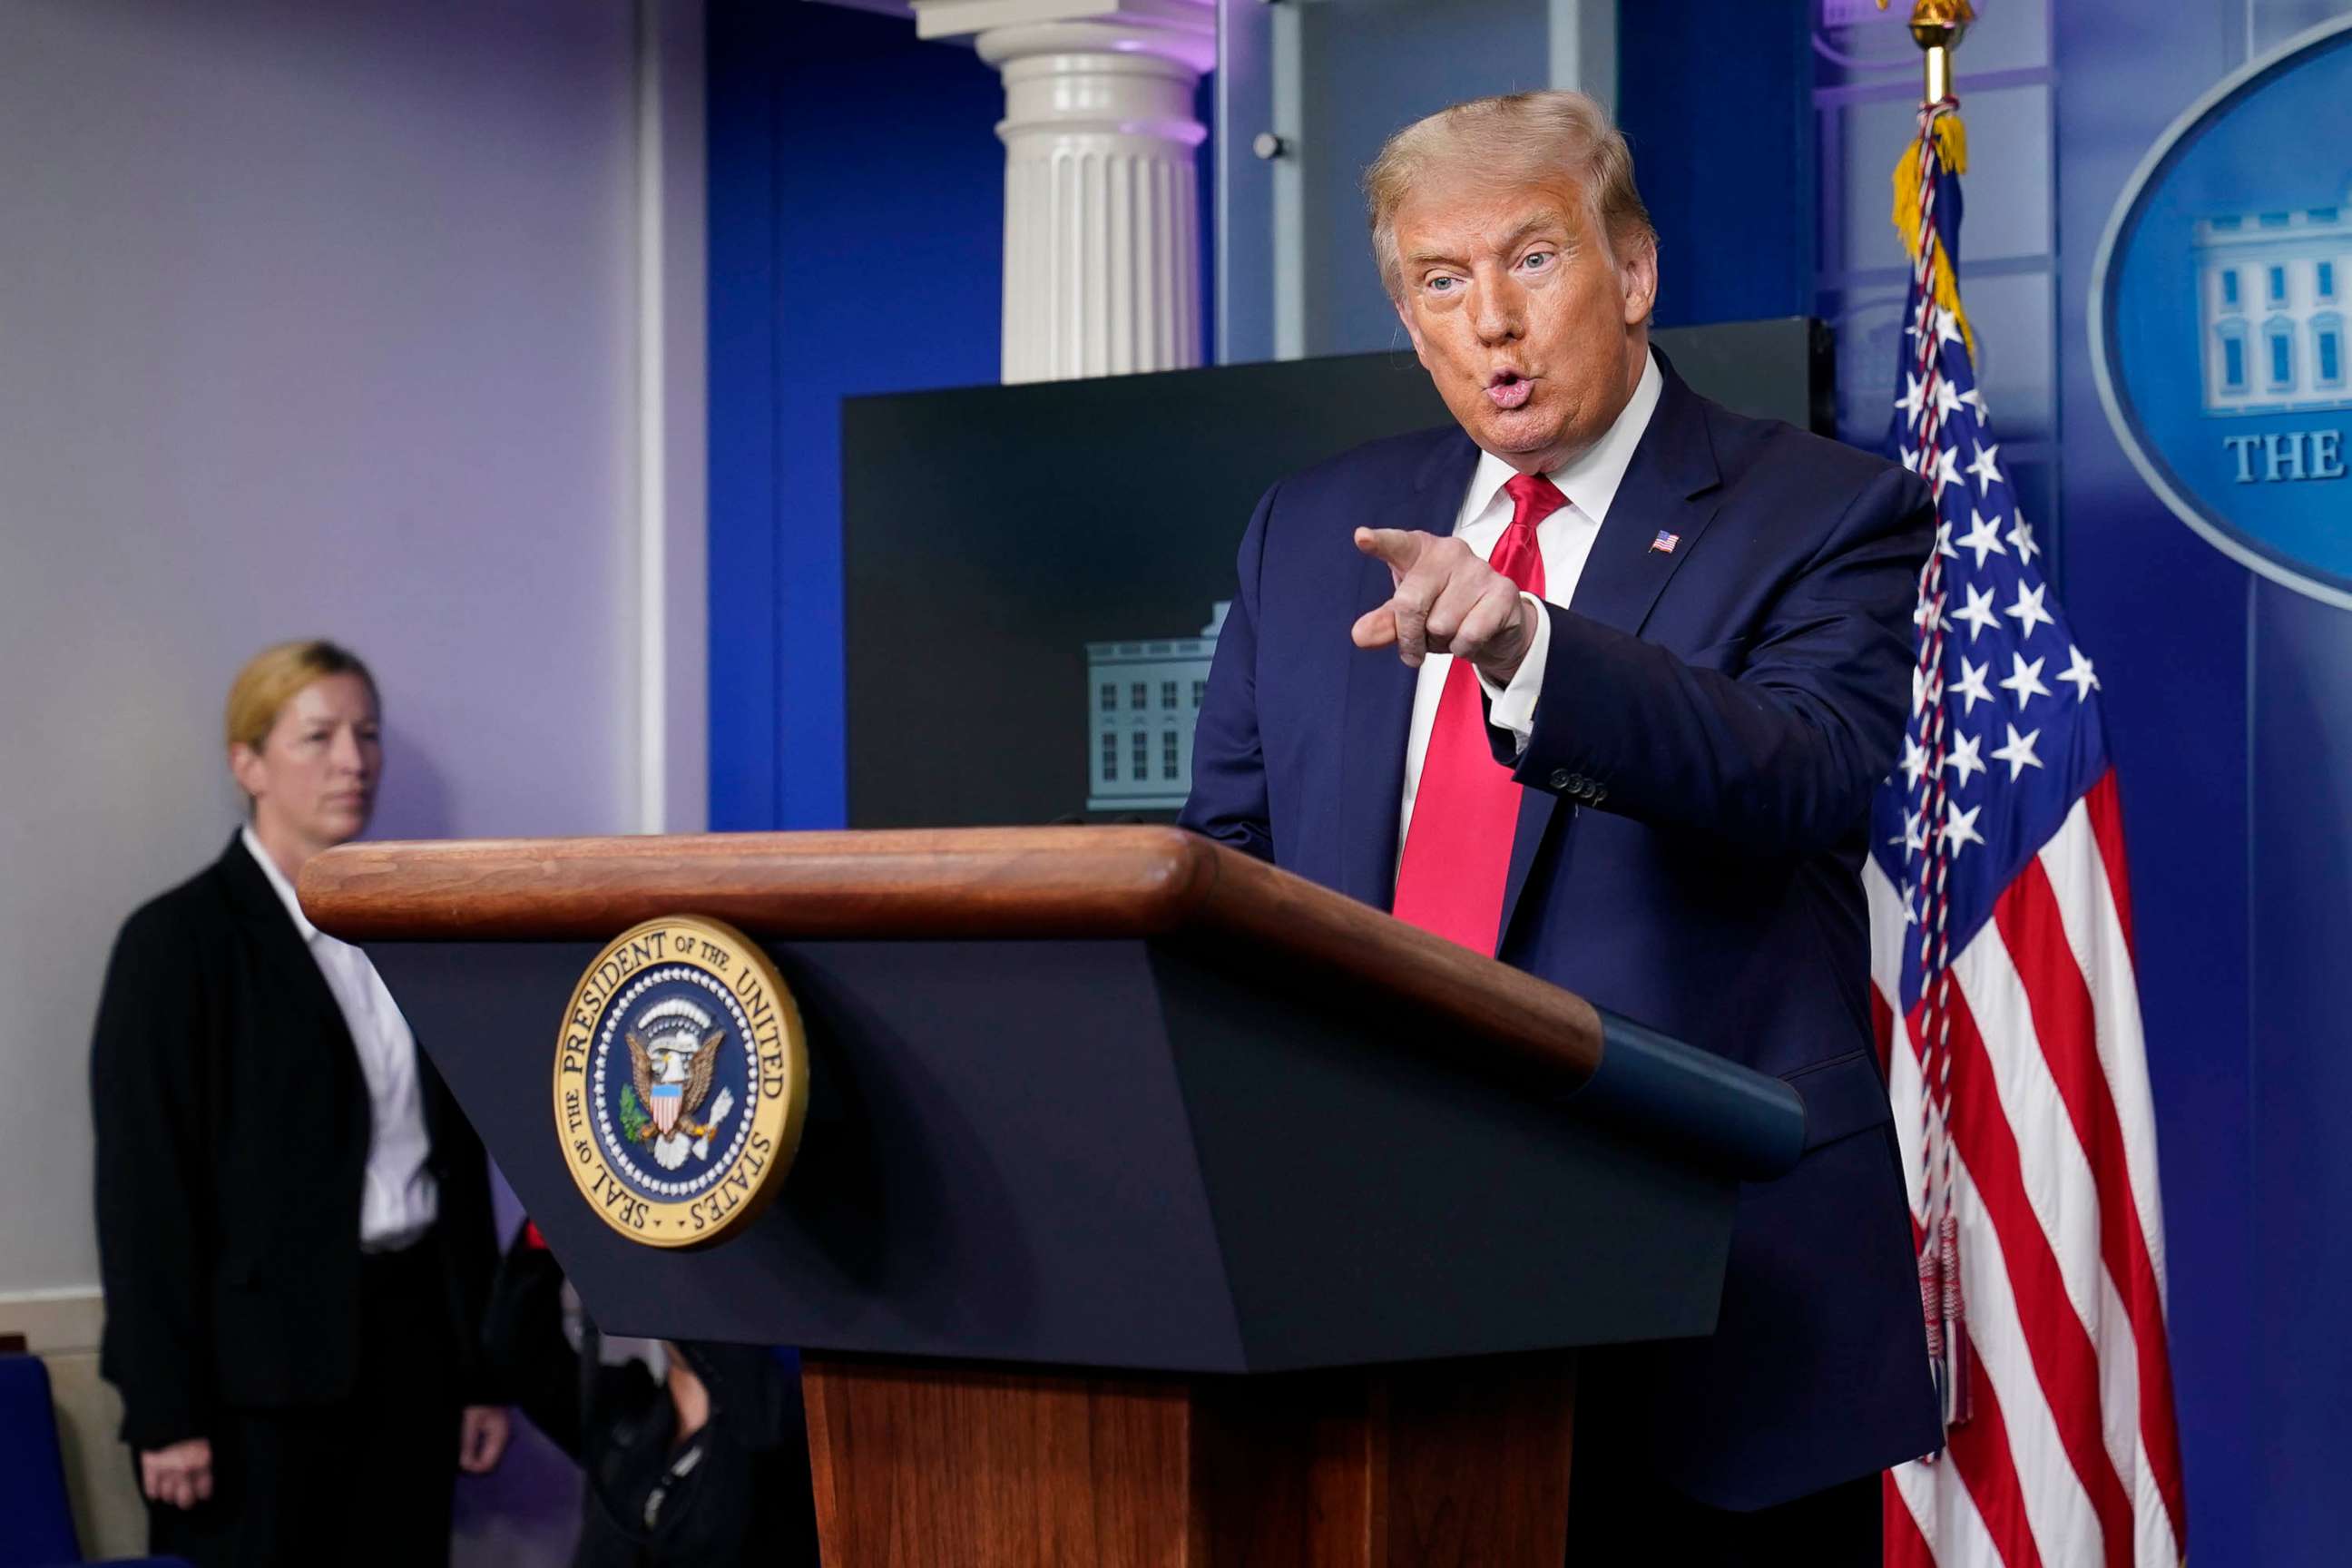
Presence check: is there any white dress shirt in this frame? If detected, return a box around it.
[1397,349,1665,855]
[242,827,439,1250]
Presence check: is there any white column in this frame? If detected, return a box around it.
[1547,0,1618,114]
[916,0,1213,383]
[632,0,707,835]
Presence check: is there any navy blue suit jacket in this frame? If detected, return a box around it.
[1181,357,1944,1509]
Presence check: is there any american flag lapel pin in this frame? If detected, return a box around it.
[1651,530,1680,554]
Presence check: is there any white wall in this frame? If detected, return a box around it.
[0,0,703,1553]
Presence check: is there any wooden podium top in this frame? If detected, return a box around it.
[318,824,1808,1377]
[303,826,1606,1089]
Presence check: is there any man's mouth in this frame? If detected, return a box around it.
[1485,370,1534,410]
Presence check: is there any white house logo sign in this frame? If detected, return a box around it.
[2093,16,2352,607]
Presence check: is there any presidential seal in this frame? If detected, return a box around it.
[554,916,808,1248]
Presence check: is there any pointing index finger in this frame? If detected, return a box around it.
[1353,527,1426,571]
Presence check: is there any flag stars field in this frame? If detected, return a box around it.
[1945,729,1987,787]
[1952,656,1994,714]
[1902,808,1928,856]
[1958,509,2007,567]
[1941,798,1985,855]
[1998,652,2052,708]
[1932,445,1965,492]
[1967,440,2003,493]
[2059,645,2100,701]
[1955,583,2002,642]
[2006,517,2039,565]
[1991,723,2044,780]
[2004,581,2054,640]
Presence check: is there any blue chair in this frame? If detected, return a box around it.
[0,1352,82,1567]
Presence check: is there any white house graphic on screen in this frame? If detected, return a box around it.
[1086,603,1226,812]
[2195,192,2352,415]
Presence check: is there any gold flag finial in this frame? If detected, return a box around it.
[1877,0,1975,103]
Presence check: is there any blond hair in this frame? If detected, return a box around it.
[1363,90,1656,300]
[224,640,377,755]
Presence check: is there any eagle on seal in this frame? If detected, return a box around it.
[628,1024,725,1140]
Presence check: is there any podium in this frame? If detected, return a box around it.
[302,827,1803,1566]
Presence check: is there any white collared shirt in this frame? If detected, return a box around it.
[1397,349,1665,855]
[242,827,438,1250]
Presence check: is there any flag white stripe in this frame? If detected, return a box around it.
[1951,926,2145,1494]
[1892,1449,2006,1568]
[1867,858,2100,1562]
[1876,964,2021,1568]
[2034,804,2171,1299]
[1867,851,1911,1009]
[1888,1009,1928,1217]
[1949,932,2106,1338]
[1863,857,1927,1212]
[1944,1144,2106,1565]
[2132,1413,2182,1568]
[2037,807,2185,1565]
[2100,1280,2164,1563]
[2136,1442,2182,1568]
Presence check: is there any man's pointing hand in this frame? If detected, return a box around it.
[1350,527,1540,684]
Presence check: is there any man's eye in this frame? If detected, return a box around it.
[1427,276,1457,293]
[1523,251,1554,270]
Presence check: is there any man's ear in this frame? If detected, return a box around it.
[1619,231,1660,327]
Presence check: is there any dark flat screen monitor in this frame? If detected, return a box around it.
[841,318,1833,828]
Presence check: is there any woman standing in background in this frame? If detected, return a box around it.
[90,640,508,1567]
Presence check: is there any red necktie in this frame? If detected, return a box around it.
[1390,472,1563,954]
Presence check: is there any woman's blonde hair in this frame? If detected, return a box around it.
[224,640,377,755]
[1363,89,1656,301]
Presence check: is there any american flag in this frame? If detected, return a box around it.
[1870,100,2188,1567]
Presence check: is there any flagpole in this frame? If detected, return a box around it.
[1880,0,1974,105]
[1881,0,1980,1446]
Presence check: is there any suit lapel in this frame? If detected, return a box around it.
[1564,358,1724,639]
[215,833,363,1097]
[1338,430,1480,911]
[1497,357,1725,946]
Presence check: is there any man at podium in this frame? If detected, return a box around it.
[1182,90,1941,1561]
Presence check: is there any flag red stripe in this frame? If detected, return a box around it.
[1872,983,1896,1078]
[1885,1472,1941,1568]
[1943,1335,2051,1568]
[1881,954,2080,1568]
[1934,984,2138,1568]
[2082,771,2135,958]
[1992,857,2188,1548]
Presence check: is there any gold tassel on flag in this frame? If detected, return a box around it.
[1885,0,1976,360]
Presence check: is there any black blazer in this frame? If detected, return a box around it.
[90,833,496,1450]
